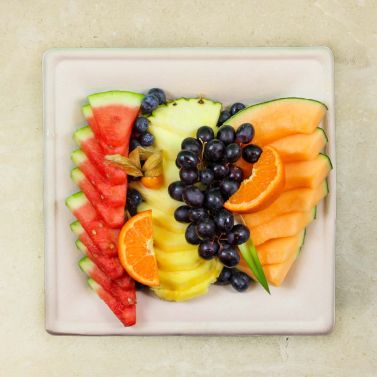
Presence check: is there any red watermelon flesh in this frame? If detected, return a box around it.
[80,257,136,306]
[74,126,127,185]
[87,90,143,151]
[66,192,119,256]
[88,278,136,327]
[71,149,126,207]
[71,168,125,228]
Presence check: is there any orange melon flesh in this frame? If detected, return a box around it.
[242,181,328,228]
[226,98,327,145]
[263,252,298,286]
[268,128,327,162]
[285,154,332,190]
[248,208,315,246]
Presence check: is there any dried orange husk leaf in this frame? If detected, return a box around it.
[105,154,143,177]
[143,152,162,172]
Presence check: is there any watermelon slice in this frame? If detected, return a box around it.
[75,239,124,280]
[74,126,126,185]
[71,168,125,228]
[79,257,136,306]
[71,149,126,207]
[66,192,119,256]
[87,90,143,151]
[87,278,136,327]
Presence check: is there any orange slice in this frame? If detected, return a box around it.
[224,146,285,213]
[118,210,159,286]
[141,175,164,189]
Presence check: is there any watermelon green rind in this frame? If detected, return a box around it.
[71,167,85,184]
[71,149,87,166]
[79,256,95,274]
[73,126,94,145]
[75,239,87,253]
[66,192,87,211]
[87,277,100,291]
[82,104,93,118]
[88,90,144,108]
[70,220,84,236]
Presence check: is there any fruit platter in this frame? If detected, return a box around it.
[65,86,332,327]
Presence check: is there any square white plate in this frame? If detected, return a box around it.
[44,48,335,335]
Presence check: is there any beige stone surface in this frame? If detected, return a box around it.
[1,0,377,376]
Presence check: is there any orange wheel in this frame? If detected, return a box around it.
[224,146,285,213]
[118,210,159,286]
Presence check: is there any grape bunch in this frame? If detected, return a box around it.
[168,122,261,292]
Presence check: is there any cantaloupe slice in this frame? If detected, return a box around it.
[248,208,316,246]
[226,98,327,145]
[263,252,298,286]
[268,128,327,162]
[285,154,332,190]
[242,181,328,228]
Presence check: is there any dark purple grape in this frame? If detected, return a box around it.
[168,181,186,201]
[225,143,242,163]
[198,240,219,260]
[220,179,240,198]
[140,132,154,146]
[176,150,199,169]
[242,144,263,163]
[180,168,199,185]
[127,188,143,206]
[235,123,255,144]
[148,88,166,104]
[141,94,159,114]
[174,205,191,223]
[196,219,216,240]
[230,270,252,292]
[227,224,250,245]
[134,117,149,133]
[205,188,224,212]
[230,102,245,116]
[185,223,201,245]
[199,168,215,185]
[217,126,235,145]
[189,207,209,223]
[217,110,231,126]
[228,165,244,182]
[212,163,229,179]
[130,139,141,151]
[214,209,234,233]
[196,126,214,142]
[215,267,233,285]
[218,246,240,267]
[204,140,225,162]
[182,186,205,208]
[181,137,202,155]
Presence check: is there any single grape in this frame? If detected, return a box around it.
[196,219,216,240]
[180,168,199,185]
[205,188,224,212]
[225,143,242,163]
[185,223,201,245]
[220,179,240,198]
[182,186,205,208]
[127,188,143,206]
[134,117,149,134]
[129,139,141,151]
[217,125,235,145]
[230,270,252,292]
[218,246,240,267]
[141,94,159,114]
[196,126,214,142]
[217,110,231,126]
[235,123,255,144]
[215,267,233,285]
[176,150,199,169]
[212,163,229,179]
[140,132,154,146]
[227,224,250,245]
[189,207,209,223]
[204,139,225,162]
[174,205,191,223]
[230,102,245,116]
[214,208,234,233]
[228,165,244,182]
[198,240,219,260]
[242,144,263,163]
[168,181,186,201]
[148,88,166,104]
[199,168,215,185]
[181,137,202,155]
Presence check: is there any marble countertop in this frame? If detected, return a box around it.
[1,0,376,376]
